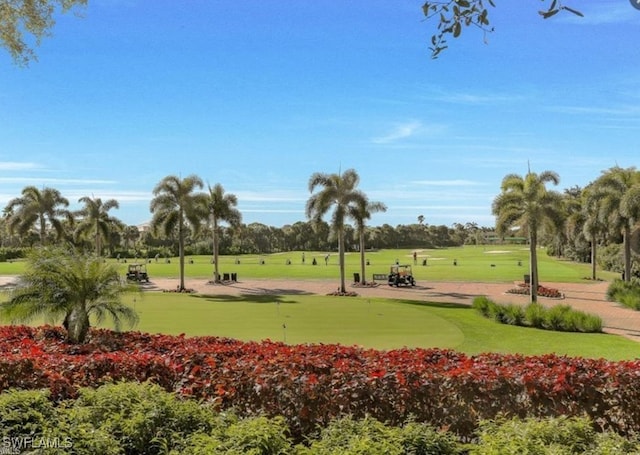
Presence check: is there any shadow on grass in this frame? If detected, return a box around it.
[393,299,470,310]
[191,293,300,304]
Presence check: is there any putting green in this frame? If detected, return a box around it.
[131,293,465,350]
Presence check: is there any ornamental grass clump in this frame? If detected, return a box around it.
[472,297,602,333]
[606,278,640,310]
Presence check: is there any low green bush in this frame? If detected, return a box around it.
[545,304,572,331]
[471,296,492,317]
[607,278,640,310]
[524,302,546,328]
[472,298,602,333]
[178,415,292,455]
[471,415,640,454]
[0,388,54,438]
[297,415,460,455]
[72,381,218,454]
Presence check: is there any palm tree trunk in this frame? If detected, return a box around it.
[213,217,220,282]
[65,305,90,344]
[338,230,346,293]
[529,231,538,303]
[624,225,632,282]
[359,232,366,284]
[591,240,597,281]
[178,220,186,291]
[95,225,101,256]
[39,216,47,245]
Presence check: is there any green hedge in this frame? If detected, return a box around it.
[1,382,639,454]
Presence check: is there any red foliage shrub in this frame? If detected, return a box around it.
[0,325,639,440]
[507,283,564,299]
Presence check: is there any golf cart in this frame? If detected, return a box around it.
[126,263,149,283]
[388,264,416,287]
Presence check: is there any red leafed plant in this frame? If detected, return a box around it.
[0,325,638,441]
[507,283,564,299]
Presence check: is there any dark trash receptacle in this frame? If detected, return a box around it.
[422,259,427,266]
[231,272,237,282]
[353,272,360,283]
[223,273,230,281]
[524,274,530,284]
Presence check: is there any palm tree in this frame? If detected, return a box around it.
[592,166,640,282]
[205,183,242,282]
[578,185,609,281]
[5,186,71,245]
[492,170,564,303]
[123,225,141,251]
[0,247,139,344]
[306,169,367,293]
[150,175,208,291]
[74,196,120,256]
[350,198,387,284]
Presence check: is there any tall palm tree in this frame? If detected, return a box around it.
[592,166,640,282]
[579,185,609,281]
[149,175,208,291]
[306,169,367,293]
[492,170,564,303]
[74,196,120,256]
[5,186,71,245]
[350,198,387,284]
[205,183,242,282]
[0,247,139,344]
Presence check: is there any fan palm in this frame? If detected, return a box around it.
[0,247,139,344]
[306,169,367,293]
[492,170,564,302]
[150,175,208,291]
[5,186,71,245]
[74,196,120,256]
[205,183,242,282]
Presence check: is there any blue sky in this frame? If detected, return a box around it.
[1,1,639,229]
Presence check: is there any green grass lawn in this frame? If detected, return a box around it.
[1,246,634,360]
[99,245,619,283]
[118,292,640,360]
[0,245,619,283]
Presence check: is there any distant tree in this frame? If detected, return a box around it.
[205,183,242,282]
[306,169,367,293]
[1,0,87,66]
[123,225,141,251]
[592,166,640,282]
[74,196,120,256]
[492,170,564,303]
[417,214,425,225]
[150,175,208,291]
[0,246,139,344]
[351,199,387,284]
[5,186,71,245]
[421,1,582,58]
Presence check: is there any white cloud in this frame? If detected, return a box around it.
[0,162,40,171]
[410,179,481,187]
[0,177,116,185]
[371,121,423,144]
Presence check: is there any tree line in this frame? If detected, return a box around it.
[2,166,639,289]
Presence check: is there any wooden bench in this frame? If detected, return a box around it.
[372,273,388,282]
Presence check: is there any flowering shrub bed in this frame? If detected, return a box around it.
[1,325,640,440]
[507,283,564,299]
